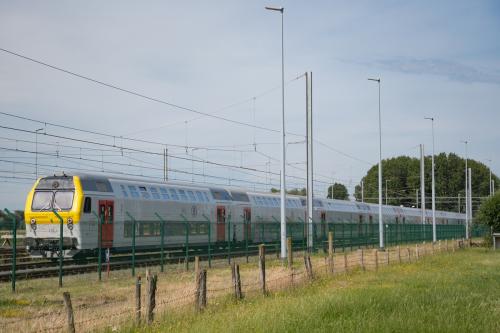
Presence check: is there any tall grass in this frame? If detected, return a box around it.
[141,248,500,333]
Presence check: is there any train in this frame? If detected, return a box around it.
[24,173,466,258]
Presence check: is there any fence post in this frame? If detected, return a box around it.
[52,210,64,288]
[287,237,293,268]
[4,209,17,292]
[343,252,348,272]
[154,213,166,273]
[203,214,212,268]
[407,247,411,263]
[135,276,141,324]
[62,292,75,333]
[397,246,401,264]
[438,240,442,253]
[328,232,334,274]
[359,249,365,271]
[231,263,242,300]
[195,269,207,311]
[374,250,378,271]
[304,255,313,280]
[452,238,455,252]
[259,244,266,295]
[146,269,157,325]
[416,244,419,260]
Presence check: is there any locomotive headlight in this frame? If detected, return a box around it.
[30,218,37,231]
[67,218,74,231]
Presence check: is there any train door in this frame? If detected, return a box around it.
[98,200,114,248]
[243,207,252,242]
[217,206,226,242]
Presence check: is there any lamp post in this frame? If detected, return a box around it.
[368,77,383,250]
[265,5,286,259]
[461,140,469,239]
[424,117,436,243]
[35,128,44,179]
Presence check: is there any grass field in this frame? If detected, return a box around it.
[136,248,500,333]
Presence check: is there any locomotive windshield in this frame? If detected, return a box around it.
[32,176,75,211]
[32,190,74,211]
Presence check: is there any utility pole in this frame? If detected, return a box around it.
[462,141,468,239]
[425,117,436,243]
[368,77,383,250]
[265,5,286,259]
[420,144,426,225]
[468,167,472,238]
[306,72,314,251]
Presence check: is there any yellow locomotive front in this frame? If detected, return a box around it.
[24,174,84,257]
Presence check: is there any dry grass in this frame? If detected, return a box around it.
[0,239,465,332]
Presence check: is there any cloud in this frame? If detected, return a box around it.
[374,57,500,85]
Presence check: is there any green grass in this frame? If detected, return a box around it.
[135,248,500,333]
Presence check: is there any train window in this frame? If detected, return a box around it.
[203,192,210,202]
[231,191,250,202]
[54,191,74,211]
[168,188,179,200]
[120,185,128,198]
[159,188,170,200]
[128,186,140,198]
[139,186,150,199]
[196,191,204,202]
[150,187,160,200]
[32,191,54,211]
[187,191,196,202]
[178,189,188,201]
[83,197,92,213]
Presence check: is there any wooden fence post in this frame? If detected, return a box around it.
[406,247,411,263]
[146,270,157,325]
[328,232,334,274]
[135,276,141,324]
[359,249,365,271]
[452,238,456,252]
[62,292,75,333]
[197,269,207,311]
[287,237,293,268]
[231,263,243,300]
[438,240,442,252]
[304,255,314,280]
[397,246,401,264]
[374,250,378,271]
[259,244,266,295]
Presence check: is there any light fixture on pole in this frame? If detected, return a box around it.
[368,77,383,250]
[265,5,286,259]
[461,140,469,239]
[35,128,44,179]
[424,117,436,243]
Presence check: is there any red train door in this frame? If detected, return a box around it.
[243,208,252,241]
[99,200,114,248]
[217,206,226,242]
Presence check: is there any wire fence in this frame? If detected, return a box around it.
[0,237,474,332]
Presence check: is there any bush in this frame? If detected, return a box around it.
[477,192,500,233]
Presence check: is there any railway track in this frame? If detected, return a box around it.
[0,244,269,282]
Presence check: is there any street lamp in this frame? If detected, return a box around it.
[424,117,436,243]
[368,77,383,250]
[35,128,44,179]
[461,140,469,239]
[265,5,286,259]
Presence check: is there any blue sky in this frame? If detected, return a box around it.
[0,1,499,209]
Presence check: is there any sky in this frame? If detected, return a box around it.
[0,1,499,209]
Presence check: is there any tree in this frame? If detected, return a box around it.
[327,183,349,200]
[477,193,500,232]
[353,153,498,212]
